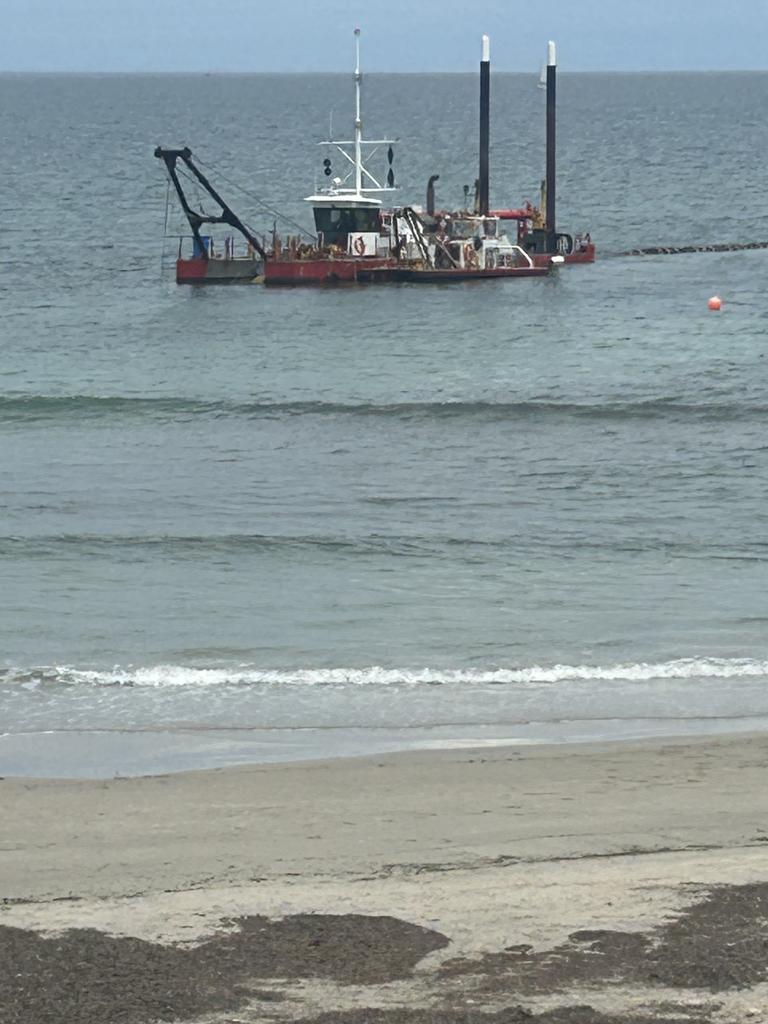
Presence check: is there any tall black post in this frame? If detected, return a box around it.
[545,41,557,252]
[426,174,440,216]
[479,34,491,217]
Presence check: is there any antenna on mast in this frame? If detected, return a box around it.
[354,27,363,195]
[309,29,398,204]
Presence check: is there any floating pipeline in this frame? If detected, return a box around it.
[616,240,768,258]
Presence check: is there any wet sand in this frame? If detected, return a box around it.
[2,733,768,1023]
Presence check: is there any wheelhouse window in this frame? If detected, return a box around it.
[447,219,475,239]
[314,206,381,246]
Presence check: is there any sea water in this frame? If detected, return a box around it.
[1,72,768,776]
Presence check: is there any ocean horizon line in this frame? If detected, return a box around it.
[1,68,767,77]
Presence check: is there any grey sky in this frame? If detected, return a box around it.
[1,0,764,72]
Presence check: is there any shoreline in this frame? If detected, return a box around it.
[3,714,768,780]
[3,731,768,1023]
[4,729,768,900]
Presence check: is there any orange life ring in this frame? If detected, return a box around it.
[354,235,366,256]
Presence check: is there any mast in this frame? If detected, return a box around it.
[354,27,363,195]
[478,34,491,217]
[308,30,397,207]
[545,40,557,252]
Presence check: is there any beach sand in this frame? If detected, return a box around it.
[2,733,768,1023]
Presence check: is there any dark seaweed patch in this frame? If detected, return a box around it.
[0,914,448,1024]
[440,882,768,995]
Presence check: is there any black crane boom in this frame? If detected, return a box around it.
[154,147,267,260]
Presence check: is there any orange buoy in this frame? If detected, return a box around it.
[708,296,723,311]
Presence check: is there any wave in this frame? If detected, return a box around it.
[0,532,408,558]
[0,393,764,425]
[3,533,768,563]
[4,657,768,690]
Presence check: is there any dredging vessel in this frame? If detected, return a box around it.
[156,32,592,285]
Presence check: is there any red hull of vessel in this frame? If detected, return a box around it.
[531,244,596,268]
[265,257,399,285]
[177,258,208,283]
[175,248,595,286]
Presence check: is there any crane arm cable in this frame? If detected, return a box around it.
[193,155,317,242]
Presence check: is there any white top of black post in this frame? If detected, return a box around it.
[546,40,557,251]
[478,34,491,217]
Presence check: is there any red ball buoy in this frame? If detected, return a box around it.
[708,296,723,311]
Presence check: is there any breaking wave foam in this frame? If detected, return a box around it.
[5,657,768,690]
